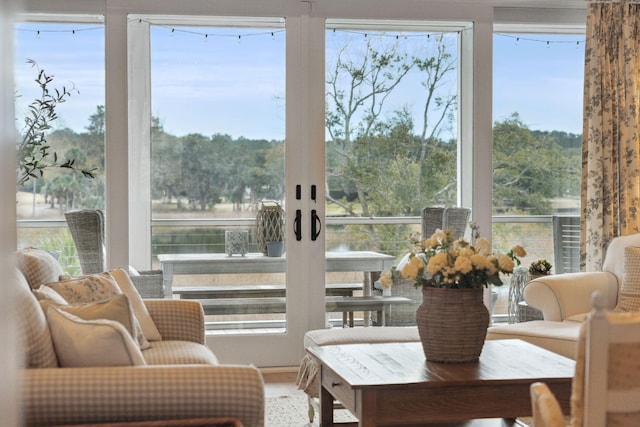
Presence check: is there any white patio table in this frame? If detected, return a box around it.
[157,251,397,326]
[158,250,395,296]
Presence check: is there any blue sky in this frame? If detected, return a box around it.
[493,33,585,134]
[14,23,585,141]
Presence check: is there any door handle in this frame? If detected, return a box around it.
[294,209,302,241]
[311,209,321,241]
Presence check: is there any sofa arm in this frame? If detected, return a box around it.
[524,271,618,321]
[144,299,205,344]
[23,365,264,427]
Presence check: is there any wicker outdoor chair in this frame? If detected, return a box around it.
[373,276,422,326]
[421,206,471,240]
[64,209,165,298]
[372,207,471,325]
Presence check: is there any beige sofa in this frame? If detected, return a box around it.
[15,248,264,427]
[486,233,640,360]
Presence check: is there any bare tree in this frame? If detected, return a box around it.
[325,32,458,220]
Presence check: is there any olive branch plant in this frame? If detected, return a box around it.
[17,59,96,186]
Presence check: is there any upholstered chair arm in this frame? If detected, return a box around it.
[144,299,205,344]
[530,382,566,427]
[23,365,264,427]
[524,272,618,321]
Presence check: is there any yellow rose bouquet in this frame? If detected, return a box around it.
[396,229,526,289]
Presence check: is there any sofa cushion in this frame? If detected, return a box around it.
[303,326,420,348]
[45,273,151,349]
[46,271,121,303]
[564,312,589,322]
[16,270,58,368]
[614,246,640,312]
[141,340,219,365]
[45,305,146,367]
[40,294,150,350]
[486,320,582,360]
[602,234,640,280]
[110,268,162,342]
[16,247,65,290]
[33,285,69,304]
[59,268,163,342]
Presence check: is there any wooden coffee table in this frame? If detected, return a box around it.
[307,339,575,426]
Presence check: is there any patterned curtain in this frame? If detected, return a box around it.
[582,0,640,271]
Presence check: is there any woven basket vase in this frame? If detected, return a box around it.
[256,202,285,255]
[416,286,489,363]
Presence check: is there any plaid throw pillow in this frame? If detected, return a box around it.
[615,246,640,312]
[16,247,65,290]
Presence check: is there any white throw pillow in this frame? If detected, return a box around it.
[44,272,151,349]
[32,285,68,305]
[109,268,162,341]
[45,305,146,367]
[40,294,150,350]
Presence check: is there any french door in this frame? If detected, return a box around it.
[132,12,470,367]
[132,14,327,367]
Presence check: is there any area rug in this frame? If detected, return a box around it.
[265,393,355,427]
[265,393,535,426]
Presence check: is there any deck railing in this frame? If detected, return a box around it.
[17,214,579,325]
[17,215,578,272]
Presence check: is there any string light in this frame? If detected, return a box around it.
[498,33,584,48]
[16,20,584,48]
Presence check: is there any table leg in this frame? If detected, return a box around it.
[319,382,335,427]
[377,310,385,326]
[363,272,372,326]
[384,303,391,326]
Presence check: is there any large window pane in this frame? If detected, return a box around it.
[149,19,285,331]
[15,19,105,274]
[492,31,585,320]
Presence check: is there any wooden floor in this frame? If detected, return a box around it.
[261,368,301,398]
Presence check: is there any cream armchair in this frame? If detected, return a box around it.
[523,233,640,322]
[487,233,640,359]
[15,248,265,427]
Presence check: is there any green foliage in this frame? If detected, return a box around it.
[150,129,284,212]
[16,59,96,186]
[492,113,581,215]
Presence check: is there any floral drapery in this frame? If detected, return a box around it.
[582,0,640,271]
